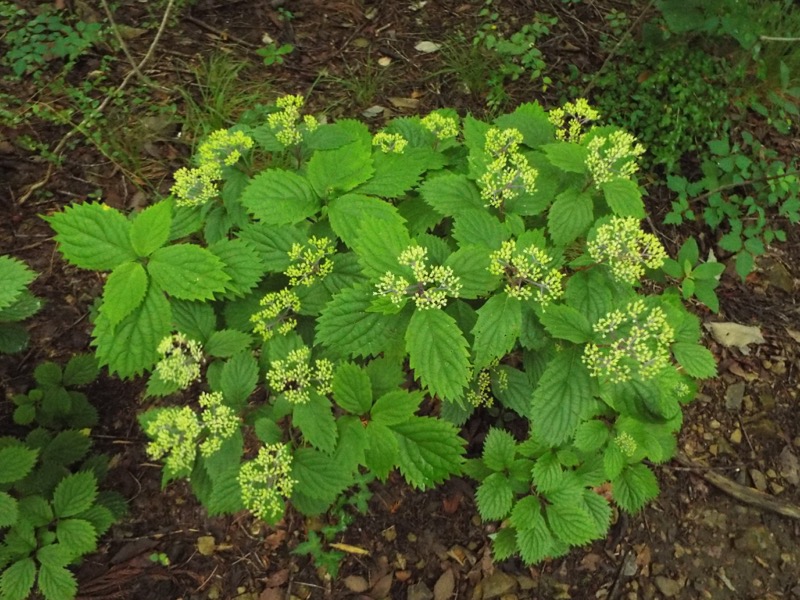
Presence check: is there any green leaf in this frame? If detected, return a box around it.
[451,210,507,250]
[672,342,717,378]
[0,558,36,600]
[205,329,253,358]
[531,347,593,445]
[406,309,470,401]
[34,362,63,386]
[293,393,338,454]
[332,362,373,414]
[93,284,171,378]
[47,202,136,270]
[0,290,42,322]
[53,471,97,518]
[328,193,406,250]
[516,520,554,565]
[564,269,617,323]
[78,505,115,537]
[613,463,659,513]
[603,444,625,479]
[371,390,422,426]
[0,446,38,483]
[573,420,609,452]
[62,354,99,386]
[494,102,553,148]
[475,472,514,520]
[208,238,266,299]
[391,416,464,490]
[41,430,91,466]
[445,246,500,299]
[532,451,563,494]
[545,500,599,546]
[734,251,754,280]
[37,560,77,600]
[490,527,519,562]
[352,217,412,278]
[100,261,148,326]
[292,447,354,502]
[547,188,593,245]
[172,300,217,344]
[218,351,258,409]
[241,169,320,225]
[197,433,244,515]
[492,366,533,418]
[130,200,172,257]
[0,256,35,311]
[0,323,30,353]
[308,142,374,198]
[601,178,645,218]
[364,355,405,398]
[0,491,18,527]
[482,428,517,472]
[364,422,399,479]
[56,518,97,558]
[419,174,485,217]
[148,244,230,301]
[583,489,612,534]
[472,293,521,370]
[355,149,427,198]
[539,304,592,344]
[541,142,588,173]
[238,222,307,272]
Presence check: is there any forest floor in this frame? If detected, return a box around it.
[1,0,800,599]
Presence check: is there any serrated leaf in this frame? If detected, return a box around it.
[0,558,36,600]
[355,149,427,198]
[545,500,598,545]
[78,504,115,537]
[419,174,484,217]
[494,102,553,148]
[406,309,470,401]
[391,416,464,490]
[308,143,374,198]
[241,169,320,225]
[198,433,244,515]
[364,422,398,479]
[41,430,90,466]
[205,329,253,358]
[603,444,625,480]
[601,178,645,218]
[516,521,554,565]
[100,261,148,326]
[490,527,519,561]
[0,323,30,353]
[34,362,62,386]
[292,447,354,503]
[613,463,659,513]
[671,342,717,378]
[371,390,422,426]
[472,293,521,370]
[539,304,592,343]
[37,560,77,600]
[547,188,593,245]
[148,244,229,301]
[56,518,97,558]
[172,300,217,344]
[47,202,136,270]
[475,472,514,520]
[451,209,507,249]
[482,428,517,472]
[62,354,99,386]
[541,143,588,173]
[532,452,563,494]
[0,290,42,322]
[573,420,609,452]
[0,491,18,527]
[209,238,266,298]
[293,393,338,454]
[130,200,172,257]
[492,366,533,418]
[0,446,38,483]
[218,351,258,409]
[238,222,307,272]
[53,471,97,518]
[445,246,499,299]
[583,489,612,534]
[564,269,617,323]
[352,217,412,278]
[509,495,541,530]
[531,348,593,445]
[0,256,35,311]
[328,193,406,249]
[332,363,373,414]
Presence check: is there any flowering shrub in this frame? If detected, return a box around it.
[46,96,716,564]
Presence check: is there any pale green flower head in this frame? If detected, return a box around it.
[143,406,202,476]
[266,347,334,404]
[588,216,668,284]
[548,98,600,142]
[198,129,254,168]
[198,391,239,457]
[251,289,301,342]
[614,431,637,458]
[478,128,537,209]
[171,163,222,208]
[155,333,204,389]
[238,443,296,524]
[285,236,335,287]
[488,239,563,305]
[267,94,319,147]
[586,130,645,188]
[421,112,459,141]
[466,369,494,408]
[373,131,408,154]
[374,245,462,310]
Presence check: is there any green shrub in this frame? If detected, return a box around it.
[46,96,715,565]
[0,256,42,354]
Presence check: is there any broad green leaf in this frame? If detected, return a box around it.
[36,543,71,568]
[419,173,484,217]
[451,210,507,249]
[492,366,533,418]
[445,246,500,299]
[355,148,428,198]
[205,329,253,358]
[328,194,406,249]
[293,393,338,454]
[62,354,99,386]
[613,463,659,513]
[371,390,423,426]
[391,416,464,490]
[78,505,115,537]
[482,428,517,472]
[0,491,18,527]
[545,500,598,545]
[531,347,593,445]
[130,200,172,257]
[475,472,514,520]
[100,261,148,326]
[0,323,30,353]
[198,433,244,515]
[541,142,588,173]
[304,122,357,149]
[472,293,521,369]
[172,300,216,344]
[34,361,62,386]
[364,422,398,479]
[547,188,593,245]
[603,444,625,479]
[308,142,374,198]
[532,451,563,494]
[53,471,97,518]
[0,446,38,483]
[509,495,542,530]
[332,362,373,414]
[41,430,90,466]
[494,102,553,148]
[671,342,717,378]
[92,284,171,378]
[573,420,609,452]
[241,169,320,225]
[47,202,136,270]
[602,179,645,218]
[37,561,78,600]
[0,290,41,322]
[0,558,36,600]
[583,489,613,534]
[352,217,412,278]
[406,309,470,401]
[564,268,617,323]
[491,527,519,562]
[292,447,354,502]
[56,518,97,558]
[734,251,754,280]
[364,355,405,399]
[0,256,35,310]
[539,304,592,343]
[209,238,266,298]
[148,244,230,301]
[516,521,554,565]
[169,204,203,240]
[218,351,258,409]
[238,222,307,272]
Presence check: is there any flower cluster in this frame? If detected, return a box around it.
[421,112,459,140]
[548,98,599,142]
[614,431,637,458]
[198,129,255,167]
[488,240,563,304]
[198,391,239,457]
[285,236,335,287]
[238,443,296,523]
[266,347,334,404]
[251,289,301,342]
[374,246,462,310]
[143,406,202,475]
[478,128,538,209]
[155,333,204,389]
[583,299,675,383]
[585,130,645,188]
[588,217,667,284]
[466,370,494,408]
[267,94,319,146]
[373,131,408,154]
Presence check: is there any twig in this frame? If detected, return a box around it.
[760,36,800,42]
[17,0,176,205]
[184,15,259,50]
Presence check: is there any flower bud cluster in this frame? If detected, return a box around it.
[421,112,459,140]
[488,239,563,305]
[374,246,462,310]
[614,431,637,458]
[373,131,408,154]
[155,333,204,389]
[267,94,319,147]
[586,130,645,188]
[198,129,255,167]
[143,406,202,475]
[478,128,538,209]
[588,217,667,284]
[466,369,494,408]
[548,98,599,142]
[238,443,296,523]
[266,347,334,404]
[198,391,239,457]
[285,236,335,287]
[583,299,675,383]
[251,289,301,342]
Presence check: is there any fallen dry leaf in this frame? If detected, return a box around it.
[388,97,420,110]
[414,41,441,53]
[196,535,216,556]
[344,575,369,593]
[433,569,455,600]
[330,542,369,556]
[705,322,766,353]
[369,573,394,598]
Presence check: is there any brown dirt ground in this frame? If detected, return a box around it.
[2,1,800,599]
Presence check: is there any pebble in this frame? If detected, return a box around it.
[654,576,683,598]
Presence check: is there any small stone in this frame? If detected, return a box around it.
[482,571,517,599]
[770,483,785,495]
[408,581,433,600]
[779,446,800,485]
[749,469,768,491]
[730,429,742,444]
[709,419,721,429]
[655,576,683,597]
[724,382,746,411]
